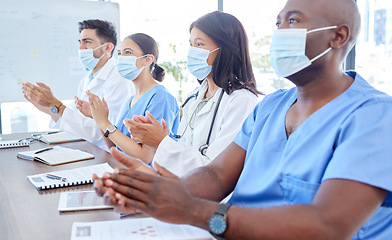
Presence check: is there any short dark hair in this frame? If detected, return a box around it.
[78,19,117,55]
[127,33,165,82]
[190,11,260,95]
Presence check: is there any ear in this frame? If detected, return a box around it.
[105,42,115,55]
[145,54,155,67]
[330,24,350,49]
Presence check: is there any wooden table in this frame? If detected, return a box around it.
[0,133,143,240]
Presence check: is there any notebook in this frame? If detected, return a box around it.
[17,145,94,166]
[0,139,30,149]
[58,191,113,212]
[34,131,84,144]
[27,162,113,190]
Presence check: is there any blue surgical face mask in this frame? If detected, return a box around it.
[78,44,106,71]
[116,55,148,81]
[270,26,337,78]
[187,46,219,80]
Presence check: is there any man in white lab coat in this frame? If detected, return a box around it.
[22,19,134,150]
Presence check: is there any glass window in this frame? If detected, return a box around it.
[113,0,217,102]
[224,0,293,95]
[356,0,392,95]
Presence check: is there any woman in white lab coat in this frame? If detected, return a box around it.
[125,11,260,176]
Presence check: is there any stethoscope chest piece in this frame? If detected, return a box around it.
[198,144,209,156]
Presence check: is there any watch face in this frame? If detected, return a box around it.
[51,106,58,114]
[108,125,116,132]
[208,215,227,235]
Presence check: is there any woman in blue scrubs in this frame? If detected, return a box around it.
[87,33,179,164]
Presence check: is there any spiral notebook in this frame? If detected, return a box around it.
[26,163,114,190]
[0,139,30,149]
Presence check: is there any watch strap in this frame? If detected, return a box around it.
[208,203,231,237]
[51,101,63,114]
[104,125,117,137]
[215,203,231,216]
[55,101,63,108]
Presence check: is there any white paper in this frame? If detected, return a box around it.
[71,217,215,240]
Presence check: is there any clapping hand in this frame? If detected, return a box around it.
[75,96,92,118]
[123,111,169,150]
[86,90,110,130]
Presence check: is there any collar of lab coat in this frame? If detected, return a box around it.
[190,80,224,117]
[93,57,116,82]
[79,57,116,100]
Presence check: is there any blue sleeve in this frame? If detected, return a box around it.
[234,103,258,150]
[146,91,179,141]
[323,99,392,205]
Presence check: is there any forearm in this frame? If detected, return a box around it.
[181,142,245,201]
[185,201,348,240]
[222,204,339,240]
[188,179,386,240]
[101,131,115,149]
[181,166,228,202]
[108,130,154,163]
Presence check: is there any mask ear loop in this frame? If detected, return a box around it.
[310,47,332,63]
[307,26,337,34]
[93,43,108,60]
[209,47,220,53]
[307,26,337,63]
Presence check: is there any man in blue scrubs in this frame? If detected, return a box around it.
[94,0,392,239]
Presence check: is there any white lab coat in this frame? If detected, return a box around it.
[153,80,258,176]
[50,57,135,151]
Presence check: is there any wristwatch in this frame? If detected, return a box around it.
[208,203,231,236]
[104,124,117,137]
[50,101,63,114]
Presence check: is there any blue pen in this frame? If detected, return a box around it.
[34,147,53,154]
[46,174,67,182]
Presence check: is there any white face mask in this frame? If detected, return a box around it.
[270,26,337,78]
[78,43,106,71]
[116,55,148,81]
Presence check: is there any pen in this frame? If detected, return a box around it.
[31,131,60,139]
[34,147,53,154]
[46,174,67,182]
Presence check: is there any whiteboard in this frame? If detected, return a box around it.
[0,0,120,102]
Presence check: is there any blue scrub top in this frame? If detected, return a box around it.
[229,71,392,239]
[115,85,180,142]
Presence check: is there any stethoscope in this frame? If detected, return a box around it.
[171,89,224,156]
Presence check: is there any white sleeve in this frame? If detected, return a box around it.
[49,76,86,130]
[153,93,257,176]
[56,77,132,143]
[58,106,102,142]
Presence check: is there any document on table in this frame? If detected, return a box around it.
[71,217,215,240]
